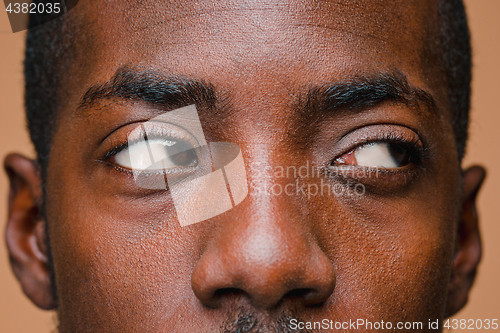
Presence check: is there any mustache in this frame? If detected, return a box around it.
[220,308,317,333]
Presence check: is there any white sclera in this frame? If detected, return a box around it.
[354,142,398,168]
[115,139,178,170]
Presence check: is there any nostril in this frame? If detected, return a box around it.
[214,288,247,299]
[283,288,313,299]
[283,288,326,306]
[191,216,337,310]
[206,288,249,308]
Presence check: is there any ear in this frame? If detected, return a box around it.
[446,165,486,317]
[4,153,56,310]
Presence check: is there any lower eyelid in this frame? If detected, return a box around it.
[325,162,426,196]
[334,140,418,164]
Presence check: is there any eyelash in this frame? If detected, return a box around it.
[101,122,195,165]
[102,142,129,162]
[322,129,434,195]
[101,126,432,185]
[333,131,431,169]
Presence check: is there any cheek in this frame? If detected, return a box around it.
[312,175,459,321]
[45,185,203,330]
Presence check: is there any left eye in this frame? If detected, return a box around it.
[334,142,413,168]
[113,139,198,171]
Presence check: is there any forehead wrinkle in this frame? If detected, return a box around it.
[292,23,389,44]
[73,0,438,58]
[110,0,306,36]
[86,0,435,41]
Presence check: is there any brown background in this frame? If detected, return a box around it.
[0,1,498,332]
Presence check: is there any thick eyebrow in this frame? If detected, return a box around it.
[77,65,217,114]
[301,70,437,117]
[78,66,436,121]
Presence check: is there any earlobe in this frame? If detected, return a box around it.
[446,165,486,317]
[4,153,56,310]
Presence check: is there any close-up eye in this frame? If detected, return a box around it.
[113,138,198,171]
[106,122,200,172]
[333,141,417,169]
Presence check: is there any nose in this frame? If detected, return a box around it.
[191,197,336,309]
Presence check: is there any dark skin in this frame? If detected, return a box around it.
[4,0,486,332]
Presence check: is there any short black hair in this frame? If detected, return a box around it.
[24,0,472,177]
[24,0,74,179]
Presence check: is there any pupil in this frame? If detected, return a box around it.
[389,143,411,166]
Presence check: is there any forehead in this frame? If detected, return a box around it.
[66,0,444,104]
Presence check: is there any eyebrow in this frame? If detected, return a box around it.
[77,65,218,114]
[77,65,436,119]
[301,70,437,117]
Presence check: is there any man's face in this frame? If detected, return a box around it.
[21,0,476,331]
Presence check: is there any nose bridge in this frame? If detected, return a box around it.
[219,147,316,270]
[221,193,314,276]
[191,166,336,309]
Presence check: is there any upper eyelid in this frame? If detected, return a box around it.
[126,122,195,142]
[332,124,424,159]
[338,123,424,143]
[103,121,199,160]
[347,136,421,154]
[126,136,177,148]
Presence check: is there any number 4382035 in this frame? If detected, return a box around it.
[444,318,498,330]
[6,2,61,14]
